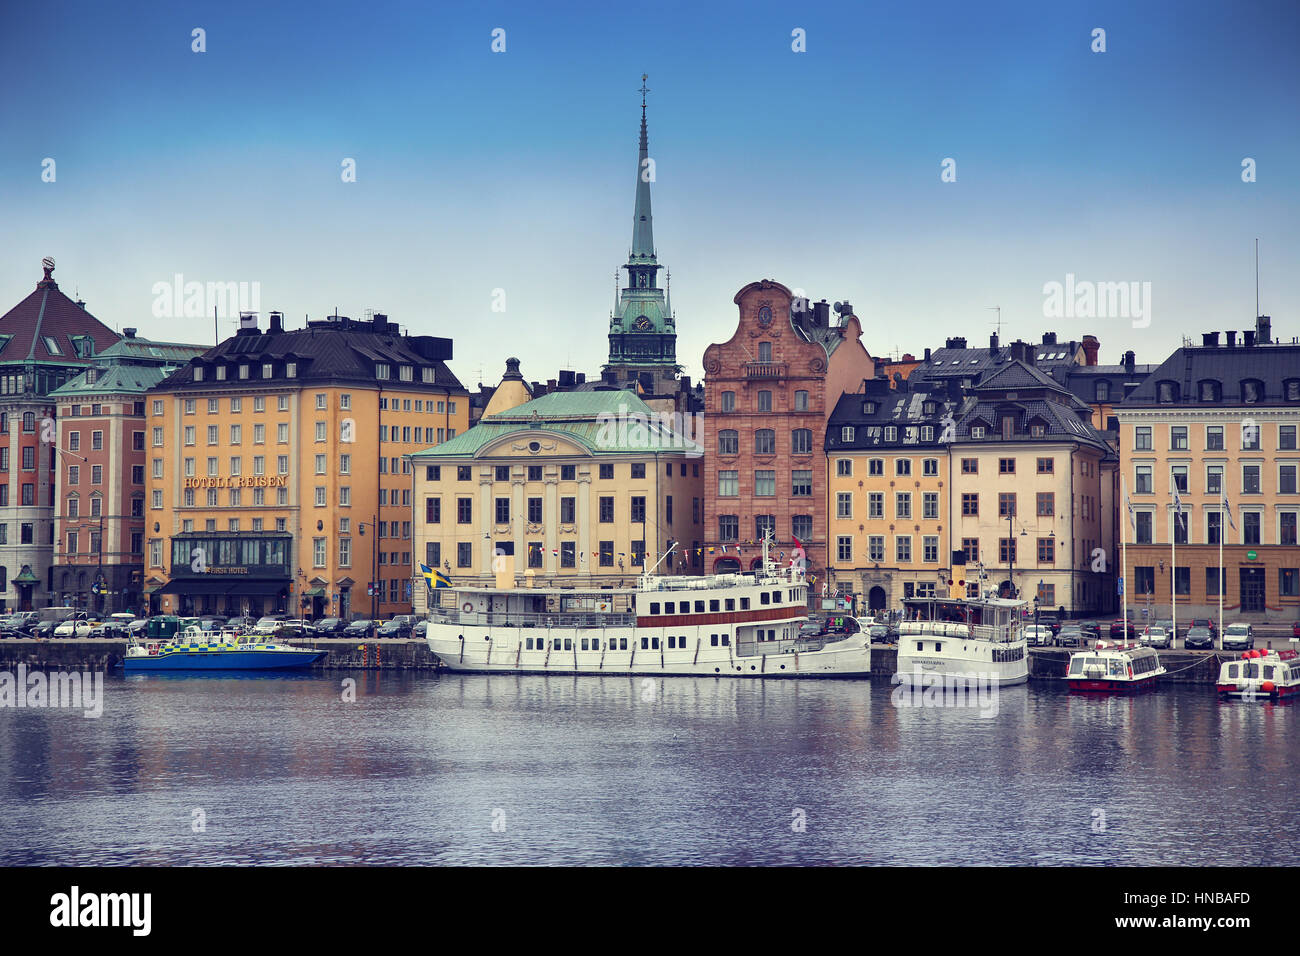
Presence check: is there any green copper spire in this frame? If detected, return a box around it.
[631,75,655,261]
[604,75,679,387]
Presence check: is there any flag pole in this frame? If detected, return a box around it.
[1218,501,1223,642]
[1121,473,1131,645]
[1170,465,1177,646]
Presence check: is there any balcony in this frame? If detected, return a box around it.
[744,362,787,380]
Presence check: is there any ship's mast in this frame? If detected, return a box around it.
[640,541,678,587]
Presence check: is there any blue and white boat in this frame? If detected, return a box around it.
[123,626,326,671]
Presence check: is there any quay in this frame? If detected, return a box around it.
[0,638,442,672]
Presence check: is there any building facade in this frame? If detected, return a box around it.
[145,311,468,620]
[826,354,1115,616]
[0,260,121,611]
[411,390,702,605]
[1114,320,1300,620]
[50,330,206,615]
[702,280,875,582]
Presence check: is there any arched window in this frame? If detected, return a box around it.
[1241,379,1264,404]
[1197,379,1221,403]
[755,429,776,455]
[717,430,738,455]
[791,429,813,454]
[1095,380,1110,402]
[1156,381,1179,404]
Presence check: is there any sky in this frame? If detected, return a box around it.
[1,0,1297,389]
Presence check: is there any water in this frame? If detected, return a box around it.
[1,672,1295,865]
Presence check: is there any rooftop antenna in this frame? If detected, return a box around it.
[987,306,1002,339]
[1255,237,1260,319]
[666,268,672,319]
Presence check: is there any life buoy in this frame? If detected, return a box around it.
[463,602,473,613]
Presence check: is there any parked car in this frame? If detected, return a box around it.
[1184,626,1215,650]
[1055,626,1084,648]
[1292,621,1300,639]
[343,619,376,639]
[226,616,258,631]
[1109,619,1138,640]
[252,615,289,635]
[1189,618,1218,639]
[312,617,348,636]
[1076,621,1102,642]
[1222,623,1255,651]
[1155,619,1184,641]
[29,621,58,639]
[413,621,428,639]
[1140,626,1172,649]
[1036,613,1061,636]
[867,624,892,644]
[54,617,98,638]
[377,619,412,639]
[1023,625,1053,647]
[275,620,315,639]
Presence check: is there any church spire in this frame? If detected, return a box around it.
[631,74,655,261]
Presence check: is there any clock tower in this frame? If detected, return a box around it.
[603,76,680,394]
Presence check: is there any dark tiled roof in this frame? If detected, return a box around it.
[974,360,1070,393]
[154,318,465,392]
[909,346,1007,382]
[1121,342,1300,408]
[0,273,119,364]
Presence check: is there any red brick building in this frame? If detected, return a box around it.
[701,280,875,581]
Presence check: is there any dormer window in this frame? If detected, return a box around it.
[422,367,436,383]
[263,363,274,378]
[971,425,985,439]
[1156,381,1179,404]
[286,362,297,378]
[841,426,855,442]
[215,365,227,381]
[42,336,62,356]
[375,363,390,380]
[239,365,249,380]
[1285,380,1300,402]
[923,401,936,415]
[863,401,877,415]
[399,365,413,382]
[193,367,204,382]
[1198,380,1221,403]
[1241,379,1263,404]
[1095,381,1110,402]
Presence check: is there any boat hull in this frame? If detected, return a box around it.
[124,649,326,671]
[1217,683,1300,700]
[1067,676,1160,693]
[894,648,1028,686]
[426,629,871,677]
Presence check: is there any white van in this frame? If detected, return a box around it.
[1222,623,1255,650]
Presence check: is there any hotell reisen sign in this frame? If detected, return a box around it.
[183,475,289,489]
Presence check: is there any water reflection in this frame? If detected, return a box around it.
[0,674,1295,865]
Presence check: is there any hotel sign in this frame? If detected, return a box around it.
[183,475,289,489]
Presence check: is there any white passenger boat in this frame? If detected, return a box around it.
[894,594,1029,686]
[1065,640,1164,692]
[1217,649,1300,700]
[424,540,871,678]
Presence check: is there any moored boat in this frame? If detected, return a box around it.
[1066,640,1164,692]
[894,594,1029,686]
[424,539,871,678]
[124,625,326,671]
[1216,649,1300,700]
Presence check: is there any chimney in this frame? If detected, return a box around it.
[945,336,967,350]
[1123,350,1136,374]
[1081,335,1099,365]
[1226,330,1237,347]
[547,378,557,390]
[269,311,283,333]
[576,372,586,385]
[923,347,932,361]
[1243,329,1256,347]
[237,312,258,335]
[76,297,87,310]
[990,332,999,349]
[1042,332,1057,346]
[123,327,137,339]
[813,300,830,327]
[1257,315,1272,344]
[1202,333,1216,347]
[372,313,389,332]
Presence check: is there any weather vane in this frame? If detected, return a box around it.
[640,74,649,105]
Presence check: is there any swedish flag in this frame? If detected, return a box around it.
[420,563,452,591]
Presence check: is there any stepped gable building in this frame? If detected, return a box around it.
[0,259,122,611]
[145,311,468,620]
[51,329,207,615]
[702,279,875,582]
[1114,316,1300,620]
[826,348,1116,616]
[411,389,703,602]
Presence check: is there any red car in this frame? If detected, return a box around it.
[1109,619,1138,639]
[1293,621,1300,639]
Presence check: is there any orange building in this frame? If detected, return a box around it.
[145,312,468,620]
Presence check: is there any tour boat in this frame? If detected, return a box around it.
[1065,640,1165,692]
[123,625,326,671]
[424,540,871,678]
[894,594,1029,686]
[1216,649,1300,700]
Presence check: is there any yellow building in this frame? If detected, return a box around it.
[826,360,1115,616]
[1114,325,1300,619]
[410,388,703,606]
[145,312,468,620]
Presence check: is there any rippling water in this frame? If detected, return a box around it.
[0,671,1295,865]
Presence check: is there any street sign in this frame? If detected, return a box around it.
[1246,550,1258,561]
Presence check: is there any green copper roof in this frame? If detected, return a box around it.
[410,388,701,459]
[96,338,207,362]
[52,364,179,396]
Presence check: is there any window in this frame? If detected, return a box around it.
[1280,513,1297,547]
[923,492,939,519]
[1243,512,1261,545]
[841,426,855,442]
[599,497,614,522]
[1135,427,1152,451]
[791,429,812,454]
[1282,465,1298,495]
[1206,425,1224,451]
[599,464,614,480]
[755,429,775,455]
[896,492,911,519]
[836,459,852,477]
[999,538,1016,564]
[1095,381,1110,402]
[755,471,776,496]
[1171,426,1188,451]
[495,498,510,523]
[1281,567,1300,597]
[867,536,885,562]
[719,391,735,412]
[718,515,739,542]
[1135,465,1153,494]
[1036,492,1054,517]
[837,536,853,562]
[896,459,911,476]
[757,390,772,412]
[999,458,1015,475]
[923,458,939,477]
[868,492,883,519]
[896,536,912,562]
[560,497,575,523]
[961,493,979,517]
[836,492,852,519]
[962,538,979,562]
[792,515,812,540]
[184,426,195,445]
[792,470,812,497]
[1037,538,1054,563]
[1036,457,1054,474]
[1243,465,1261,495]
[794,390,809,412]
[998,493,1016,517]
[961,458,977,474]
[718,470,738,496]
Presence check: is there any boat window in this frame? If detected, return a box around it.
[581,638,589,650]
[564,639,572,650]
[916,642,923,652]
[667,636,675,649]
[721,634,730,646]
[1244,663,1258,678]
[665,602,674,614]
[650,603,660,615]
[726,599,735,611]
[740,598,749,610]
[695,601,705,613]
[1263,666,1274,679]
[618,638,628,650]
[651,637,659,650]
[553,639,562,650]
[710,600,720,612]
[711,634,719,646]
[525,638,534,650]
[592,638,600,650]
[760,592,770,605]
[1227,664,1238,679]
[771,591,781,603]
[641,637,649,649]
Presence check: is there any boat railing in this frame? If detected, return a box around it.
[428,607,636,629]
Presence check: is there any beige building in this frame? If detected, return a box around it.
[410,388,703,608]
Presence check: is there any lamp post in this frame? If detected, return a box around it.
[357,515,379,623]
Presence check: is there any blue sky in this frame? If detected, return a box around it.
[1,0,1296,387]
